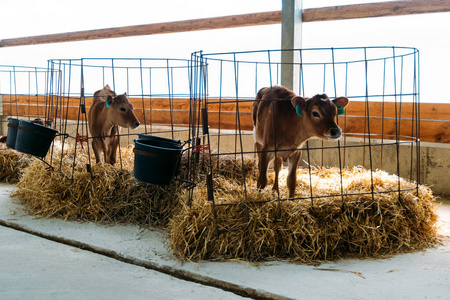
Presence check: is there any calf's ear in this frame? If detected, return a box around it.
[291,96,307,117]
[333,97,349,108]
[333,97,349,116]
[291,96,307,109]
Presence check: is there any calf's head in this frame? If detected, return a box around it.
[292,94,349,140]
[105,93,140,129]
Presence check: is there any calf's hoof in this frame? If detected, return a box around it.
[257,178,268,190]
[272,182,279,192]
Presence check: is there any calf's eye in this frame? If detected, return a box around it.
[119,107,126,112]
[312,111,320,118]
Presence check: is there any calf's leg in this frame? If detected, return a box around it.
[257,144,274,190]
[287,150,302,198]
[109,136,119,165]
[272,156,283,193]
[92,138,104,164]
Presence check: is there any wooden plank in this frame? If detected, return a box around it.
[203,112,450,143]
[6,95,448,119]
[0,11,282,48]
[1,95,256,114]
[302,0,450,22]
[344,101,447,121]
[3,95,450,120]
[1,1,450,48]
[2,105,70,121]
[134,110,191,127]
[342,117,450,143]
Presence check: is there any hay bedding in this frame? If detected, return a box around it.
[0,143,34,183]
[11,142,183,227]
[169,164,439,263]
[1,141,439,263]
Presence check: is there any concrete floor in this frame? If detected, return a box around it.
[0,225,245,300]
[0,183,449,300]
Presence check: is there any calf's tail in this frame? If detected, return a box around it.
[253,87,267,126]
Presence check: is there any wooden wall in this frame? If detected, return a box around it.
[2,94,449,143]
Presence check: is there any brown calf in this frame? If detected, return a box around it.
[88,85,140,164]
[252,85,349,197]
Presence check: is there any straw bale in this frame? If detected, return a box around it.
[169,165,439,263]
[210,154,257,180]
[0,143,34,183]
[12,141,183,227]
[7,139,439,263]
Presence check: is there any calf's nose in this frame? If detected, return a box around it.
[135,121,140,127]
[330,128,341,138]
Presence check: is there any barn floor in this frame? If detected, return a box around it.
[0,182,449,300]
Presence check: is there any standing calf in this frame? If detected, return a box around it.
[252,85,349,197]
[88,85,140,164]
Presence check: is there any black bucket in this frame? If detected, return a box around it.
[134,138,183,185]
[15,120,58,158]
[6,118,19,149]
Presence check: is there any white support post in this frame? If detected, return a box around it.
[0,95,4,135]
[281,0,302,93]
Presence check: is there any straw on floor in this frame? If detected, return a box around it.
[169,164,439,263]
[4,140,439,263]
[0,143,34,183]
[11,142,184,227]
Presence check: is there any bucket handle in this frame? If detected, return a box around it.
[133,148,182,159]
[16,125,58,137]
[56,133,70,138]
[133,138,190,153]
[7,123,19,129]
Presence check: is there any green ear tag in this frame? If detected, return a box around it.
[337,104,345,116]
[105,100,110,108]
[296,104,302,117]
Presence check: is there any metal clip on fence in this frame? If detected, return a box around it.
[75,133,89,149]
[194,143,210,155]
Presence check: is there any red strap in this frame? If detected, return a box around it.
[76,133,89,149]
[194,143,210,155]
